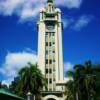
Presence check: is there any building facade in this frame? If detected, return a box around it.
[38,0,65,99]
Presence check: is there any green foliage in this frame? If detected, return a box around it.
[9,63,46,99]
[65,80,75,100]
[65,61,100,100]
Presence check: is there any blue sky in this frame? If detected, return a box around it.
[0,0,100,85]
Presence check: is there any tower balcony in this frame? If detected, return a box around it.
[44,12,59,23]
[44,18,58,22]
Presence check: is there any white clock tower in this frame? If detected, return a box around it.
[38,0,65,96]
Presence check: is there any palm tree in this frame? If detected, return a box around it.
[10,63,46,99]
[92,64,100,100]
[65,61,97,100]
[65,70,78,100]
[65,80,75,100]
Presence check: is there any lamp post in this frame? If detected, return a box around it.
[27,92,32,100]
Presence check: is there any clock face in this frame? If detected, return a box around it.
[46,25,55,30]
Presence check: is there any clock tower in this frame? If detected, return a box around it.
[38,0,65,98]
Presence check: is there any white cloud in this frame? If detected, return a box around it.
[2,78,13,86]
[0,0,82,21]
[72,15,93,31]
[64,62,74,81]
[62,18,74,29]
[63,15,94,30]
[64,62,73,73]
[0,50,37,85]
[55,0,82,8]
[64,77,73,82]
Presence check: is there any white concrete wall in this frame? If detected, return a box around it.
[38,20,46,75]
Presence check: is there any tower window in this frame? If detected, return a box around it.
[49,59,52,64]
[49,42,52,46]
[46,25,54,30]
[53,59,55,63]
[53,42,55,45]
[46,59,48,64]
[46,33,48,35]
[46,23,55,30]
[49,69,52,73]
[49,78,52,83]
[49,50,52,55]
[46,42,48,46]
[52,33,55,36]
[53,50,55,53]
[46,50,48,54]
[46,69,48,73]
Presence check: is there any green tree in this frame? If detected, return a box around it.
[65,61,100,100]
[93,64,100,100]
[9,63,46,99]
[65,80,75,100]
[74,61,96,100]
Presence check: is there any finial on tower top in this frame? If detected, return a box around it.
[47,0,53,3]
